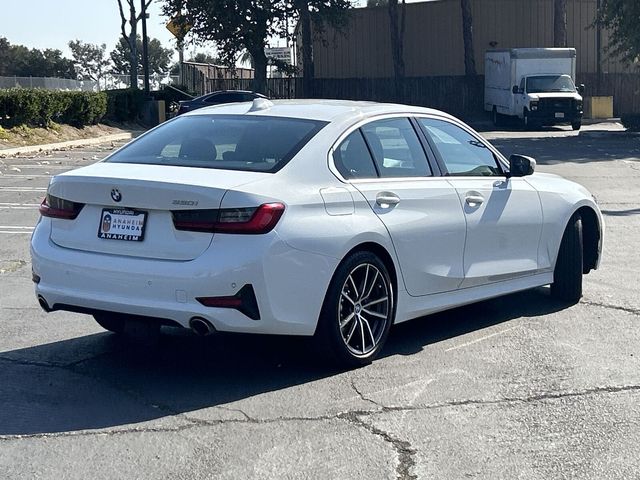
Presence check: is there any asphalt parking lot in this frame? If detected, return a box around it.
[1,124,639,479]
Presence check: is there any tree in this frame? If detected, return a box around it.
[161,0,351,94]
[366,0,387,6]
[596,0,640,65]
[387,0,406,86]
[460,0,476,76]
[188,52,221,64]
[0,37,76,78]
[110,36,173,77]
[68,40,110,83]
[116,0,153,89]
[554,0,567,47]
[300,0,352,96]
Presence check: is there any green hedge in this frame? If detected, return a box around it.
[104,88,146,122]
[621,114,640,132]
[0,89,107,128]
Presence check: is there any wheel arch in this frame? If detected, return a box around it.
[575,205,601,273]
[342,242,399,299]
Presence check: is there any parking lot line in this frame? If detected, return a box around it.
[0,225,34,234]
[445,326,518,352]
[0,203,40,207]
[0,187,47,192]
[0,174,53,178]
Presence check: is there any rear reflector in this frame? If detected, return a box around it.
[172,203,284,234]
[196,284,260,320]
[39,194,84,220]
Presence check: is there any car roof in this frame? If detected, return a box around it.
[185,99,456,123]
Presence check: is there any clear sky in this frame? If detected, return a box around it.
[2,0,183,60]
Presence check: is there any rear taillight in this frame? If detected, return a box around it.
[39,194,84,220]
[172,203,285,234]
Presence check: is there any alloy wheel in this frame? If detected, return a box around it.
[338,263,391,356]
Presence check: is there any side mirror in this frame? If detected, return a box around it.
[508,154,536,177]
[578,83,585,95]
[512,85,520,94]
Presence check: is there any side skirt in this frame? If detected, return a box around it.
[395,271,553,324]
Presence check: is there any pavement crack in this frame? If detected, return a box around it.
[581,300,640,316]
[350,376,385,409]
[339,411,417,480]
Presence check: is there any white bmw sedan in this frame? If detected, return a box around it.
[31,99,603,366]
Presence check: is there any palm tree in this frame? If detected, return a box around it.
[554,0,568,47]
[460,0,476,76]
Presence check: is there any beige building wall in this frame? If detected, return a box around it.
[312,0,627,78]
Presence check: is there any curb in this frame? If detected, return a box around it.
[0,132,134,157]
[579,130,640,139]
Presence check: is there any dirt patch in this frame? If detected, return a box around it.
[0,123,129,149]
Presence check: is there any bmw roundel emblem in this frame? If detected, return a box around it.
[110,188,122,202]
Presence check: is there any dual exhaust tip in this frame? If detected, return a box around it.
[189,317,216,336]
[38,295,216,337]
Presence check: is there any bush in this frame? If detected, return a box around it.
[0,89,107,128]
[621,114,640,132]
[105,88,146,122]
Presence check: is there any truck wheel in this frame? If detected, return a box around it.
[571,121,581,131]
[492,107,502,127]
[523,110,531,130]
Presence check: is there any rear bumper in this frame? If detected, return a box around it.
[31,219,338,336]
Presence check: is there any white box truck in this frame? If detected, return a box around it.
[485,48,584,130]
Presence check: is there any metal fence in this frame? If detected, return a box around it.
[0,75,180,92]
[101,74,180,91]
[0,76,97,91]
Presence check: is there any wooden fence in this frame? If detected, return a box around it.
[191,72,640,118]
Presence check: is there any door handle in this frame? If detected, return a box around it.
[465,194,484,206]
[376,192,400,207]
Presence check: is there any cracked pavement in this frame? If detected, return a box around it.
[1,125,639,479]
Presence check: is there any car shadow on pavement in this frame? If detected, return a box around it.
[0,288,569,436]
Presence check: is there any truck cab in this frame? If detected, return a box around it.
[513,74,584,130]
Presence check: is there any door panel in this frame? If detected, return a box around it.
[417,116,543,287]
[448,177,543,287]
[354,180,467,296]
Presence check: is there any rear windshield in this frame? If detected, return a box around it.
[106,115,327,173]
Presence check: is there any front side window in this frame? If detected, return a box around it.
[418,118,502,176]
[107,115,327,173]
[360,118,431,178]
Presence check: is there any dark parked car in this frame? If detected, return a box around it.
[176,90,268,115]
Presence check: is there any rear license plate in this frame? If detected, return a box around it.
[555,112,565,119]
[98,208,147,242]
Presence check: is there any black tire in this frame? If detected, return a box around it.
[571,121,581,131]
[551,213,583,303]
[523,109,538,130]
[492,107,501,127]
[315,251,395,367]
[93,313,126,334]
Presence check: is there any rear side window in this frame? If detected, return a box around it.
[333,130,378,179]
[107,115,327,173]
[361,118,431,178]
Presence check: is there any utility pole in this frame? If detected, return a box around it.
[141,0,150,95]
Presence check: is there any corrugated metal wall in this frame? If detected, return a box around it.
[313,0,628,78]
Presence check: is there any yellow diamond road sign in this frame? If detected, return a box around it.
[166,16,192,40]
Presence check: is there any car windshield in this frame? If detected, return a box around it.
[106,115,327,173]
[526,75,576,93]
